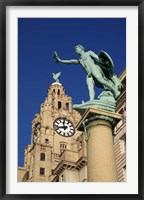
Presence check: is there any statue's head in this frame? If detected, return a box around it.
[75,44,85,54]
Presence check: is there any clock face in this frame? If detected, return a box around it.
[53,118,75,137]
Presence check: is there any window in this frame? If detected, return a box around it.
[40,153,45,161]
[45,138,49,144]
[40,167,45,176]
[66,102,69,110]
[60,143,67,154]
[58,101,62,109]
[58,89,60,95]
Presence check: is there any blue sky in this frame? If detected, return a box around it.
[18,18,126,166]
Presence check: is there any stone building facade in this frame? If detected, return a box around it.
[18,69,126,182]
[114,68,126,182]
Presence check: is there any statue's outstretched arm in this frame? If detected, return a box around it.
[53,51,79,64]
[58,59,79,64]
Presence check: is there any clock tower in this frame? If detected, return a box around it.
[18,81,87,182]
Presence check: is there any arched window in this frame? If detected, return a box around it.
[58,101,62,109]
[66,102,69,110]
[58,89,60,95]
[40,153,45,161]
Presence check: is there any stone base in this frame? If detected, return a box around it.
[73,90,116,115]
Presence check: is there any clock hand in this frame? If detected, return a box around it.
[59,126,68,130]
[63,119,65,126]
[55,125,67,130]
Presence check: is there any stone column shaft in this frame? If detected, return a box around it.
[87,119,117,182]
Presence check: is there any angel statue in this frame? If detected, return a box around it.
[52,72,61,83]
[53,45,121,101]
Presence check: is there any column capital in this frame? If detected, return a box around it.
[76,107,122,131]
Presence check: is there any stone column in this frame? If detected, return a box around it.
[40,127,46,143]
[76,108,122,182]
[86,119,117,182]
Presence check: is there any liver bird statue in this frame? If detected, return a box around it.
[52,72,61,83]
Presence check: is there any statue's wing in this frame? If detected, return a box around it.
[97,50,114,78]
[91,50,114,79]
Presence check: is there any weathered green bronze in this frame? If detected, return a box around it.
[53,45,121,112]
[52,72,61,83]
[54,45,121,99]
